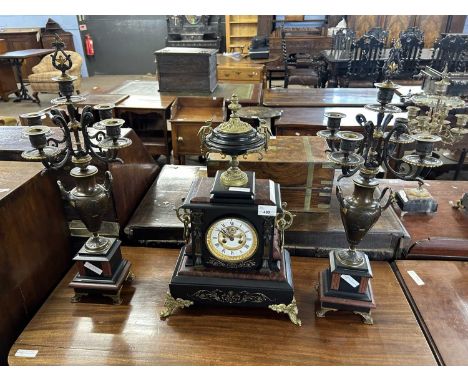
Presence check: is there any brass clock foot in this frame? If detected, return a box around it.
[269,297,302,326]
[104,291,122,305]
[316,306,337,318]
[160,292,194,319]
[353,311,373,325]
[126,271,135,282]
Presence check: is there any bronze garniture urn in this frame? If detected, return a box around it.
[316,47,443,324]
[21,36,133,304]
[199,94,270,189]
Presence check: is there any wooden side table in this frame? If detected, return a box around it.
[395,260,468,365]
[0,48,54,103]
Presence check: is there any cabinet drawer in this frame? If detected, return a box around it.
[217,67,263,82]
[276,126,320,137]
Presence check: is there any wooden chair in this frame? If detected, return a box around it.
[388,28,425,85]
[281,28,325,88]
[331,28,356,53]
[430,34,467,72]
[367,27,389,46]
[339,34,384,88]
[399,27,424,73]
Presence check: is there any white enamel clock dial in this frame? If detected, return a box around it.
[205,217,258,263]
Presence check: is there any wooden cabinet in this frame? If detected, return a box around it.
[217,65,264,83]
[225,15,259,53]
[0,39,17,101]
[41,18,76,51]
[169,96,225,164]
[41,33,75,51]
[0,28,43,78]
[166,15,221,50]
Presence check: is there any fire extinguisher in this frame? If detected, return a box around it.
[85,34,95,56]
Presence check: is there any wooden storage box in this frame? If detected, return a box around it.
[155,47,218,92]
[170,96,226,164]
[207,136,334,213]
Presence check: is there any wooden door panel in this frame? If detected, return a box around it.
[382,15,416,45]
[347,16,383,38]
[415,15,449,48]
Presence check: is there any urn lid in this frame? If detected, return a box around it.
[203,94,266,156]
[215,94,254,134]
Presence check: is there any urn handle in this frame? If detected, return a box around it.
[103,171,113,197]
[336,185,345,208]
[57,180,75,208]
[379,187,394,211]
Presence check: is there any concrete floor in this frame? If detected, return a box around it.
[0,74,156,117]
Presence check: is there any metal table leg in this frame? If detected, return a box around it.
[10,58,37,103]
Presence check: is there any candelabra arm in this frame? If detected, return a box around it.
[337,166,361,181]
[361,121,375,159]
[382,114,394,130]
[39,112,74,171]
[378,187,394,211]
[103,171,113,197]
[42,147,72,171]
[382,125,423,182]
[356,113,367,127]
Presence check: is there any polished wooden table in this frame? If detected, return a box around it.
[395,260,468,365]
[0,48,54,102]
[263,88,401,108]
[275,106,407,136]
[8,247,436,365]
[1,161,71,365]
[378,179,468,259]
[74,93,130,107]
[321,48,434,87]
[109,80,263,106]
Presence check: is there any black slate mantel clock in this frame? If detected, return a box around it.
[159,96,300,325]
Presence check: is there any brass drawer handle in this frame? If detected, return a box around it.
[177,136,184,142]
[295,132,301,136]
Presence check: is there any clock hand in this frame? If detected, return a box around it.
[220,228,234,241]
